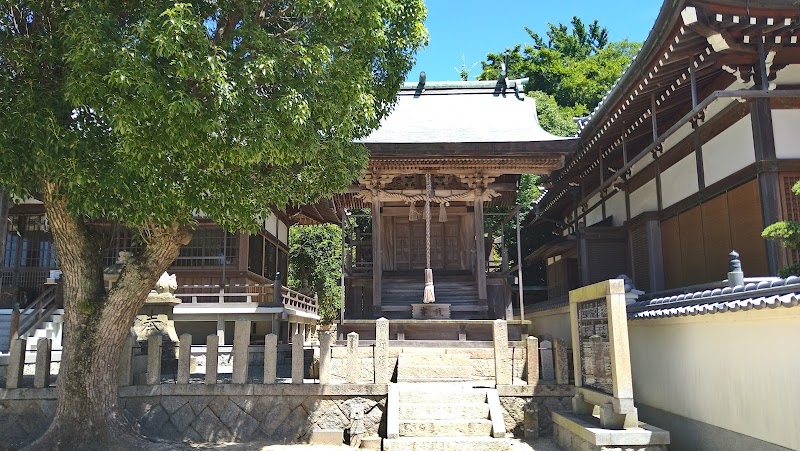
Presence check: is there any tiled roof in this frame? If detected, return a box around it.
[627,277,800,320]
[360,80,572,144]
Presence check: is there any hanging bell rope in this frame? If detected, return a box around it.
[423,173,436,303]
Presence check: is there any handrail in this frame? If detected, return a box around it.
[16,284,62,339]
[174,283,319,316]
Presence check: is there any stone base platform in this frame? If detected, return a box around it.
[338,319,531,341]
[552,411,670,451]
[412,303,451,319]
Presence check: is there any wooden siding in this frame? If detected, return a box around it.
[661,179,768,288]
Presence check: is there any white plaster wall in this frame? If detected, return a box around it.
[660,152,699,209]
[629,179,658,218]
[629,308,800,450]
[278,221,288,245]
[702,115,755,186]
[772,64,800,87]
[661,121,693,151]
[527,306,571,346]
[264,213,278,236]
[629,152,655,178]
[585,193,604,227]
[773,109,800,159]
[604,191,626,226]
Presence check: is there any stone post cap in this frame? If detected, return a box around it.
[347,331,359,337]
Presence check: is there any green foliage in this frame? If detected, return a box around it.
[526,91,579,138]
[0,1,428,233]
[288,224,343,324]
[763,181,800,276]
[479,18,639,124]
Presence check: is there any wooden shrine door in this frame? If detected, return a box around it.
[394,216,463,271]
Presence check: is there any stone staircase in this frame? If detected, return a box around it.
[381,272,488,319]
[384,349,512,451]
[0,309,64,352]
[385,384,512,451]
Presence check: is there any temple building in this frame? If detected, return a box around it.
[330,77,575,338]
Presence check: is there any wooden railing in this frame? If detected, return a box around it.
[13,283,62,340]
[174,279,318,316]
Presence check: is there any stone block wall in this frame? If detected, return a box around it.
[0,385,387,449]
[0,384,574,448]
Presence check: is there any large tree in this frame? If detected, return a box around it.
[0,1,426,449]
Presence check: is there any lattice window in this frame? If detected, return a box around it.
[781,174,800,265]
[175,228,238,267]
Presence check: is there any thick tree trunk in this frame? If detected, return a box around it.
[25,182,192,451]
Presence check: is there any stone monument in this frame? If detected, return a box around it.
[551,279,669,451]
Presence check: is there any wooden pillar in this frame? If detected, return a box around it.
[0,188,8,267]
[645,219,665,291]
[751,98,783,275]
[474,194,488,302]
[372,197,382,317]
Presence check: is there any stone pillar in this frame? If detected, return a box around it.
[146,334,163,385]
[292,332,304,384]
[372,197,382,317]
[177,333,192,384]
[554,338,569,385]
[526,336,539,385]
[206,334,219,385]
[474,196,488,301]
[216,318,226,346]
[319,332,332,385]
[264,333,277,384]
[540,339,554,381]
[33,338,51,388]
[346,332,359,384]
[493,320,511,385]
[232,320,251,384]
[374,318,389,384]
[118,335,135,386]
[6,338,26,389]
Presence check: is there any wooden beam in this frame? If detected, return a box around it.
[474,196,488,302]
[371,197,383,317]
[751,98,782,275]
[0,188,7,268]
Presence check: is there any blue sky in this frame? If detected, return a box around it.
[408,0,664,82]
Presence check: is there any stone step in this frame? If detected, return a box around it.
[399,353,471,367]
[399,389,487,404]
[399,419,493,437]
[383,437,513,451]
[400,402,489,421]
[397,364,474,381]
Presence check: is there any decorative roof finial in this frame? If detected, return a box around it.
[728,250,741,272]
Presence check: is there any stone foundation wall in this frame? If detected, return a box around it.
[0,385,387,449]
[497,385,575,438]
[0,384,574,448]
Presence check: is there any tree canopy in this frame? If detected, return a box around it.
[0,2,426,448]
[1,1,427,232]
[479,17,639,123]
